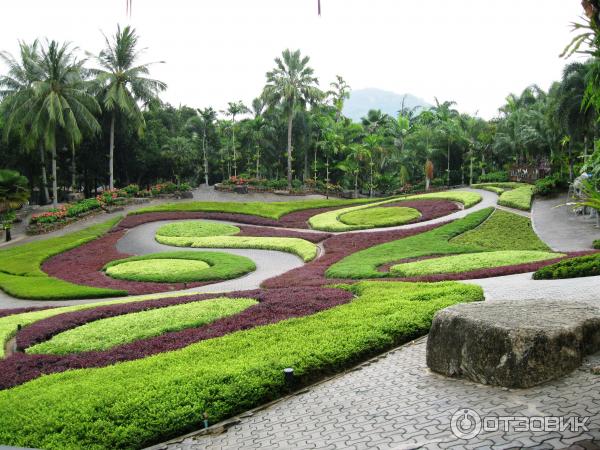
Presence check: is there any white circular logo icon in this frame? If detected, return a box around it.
[450,408,482,439]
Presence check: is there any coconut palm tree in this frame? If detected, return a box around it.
[0,40,51,204]
[6,41,101,207]
[91,25,166,189]
[222,101,249,177]
[263,49,322,191]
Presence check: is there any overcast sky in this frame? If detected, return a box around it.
[0,0,586,119]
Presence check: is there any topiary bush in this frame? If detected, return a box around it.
[478,171,509,183]
[534,175,567,196]
[533,253,600,279]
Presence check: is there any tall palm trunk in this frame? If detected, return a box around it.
[232,117,237,177]
[447,141,451,187]
[71,141,76,190]
[568,140,574,181]
[354,171,359,198]
[202,128,209,186]
[256,146,260,179]
[51,145,58,207]
[286,111,293,191]
[109,112,115,189]
[39,142,50,204]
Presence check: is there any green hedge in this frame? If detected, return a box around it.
[0,281,483,450]
[156,235,318,262]
[533,253,600,279]
[339,206,421,227]
[593,239,600,250]
[28,298,257,355]
[0,218,126,300]
[450,209,550,251]
[326,208,494,279]
[391,250,562,277]
[132,198,375,219]
[103,251,256,283]
[156,221,240,238]
[498,185,535,211]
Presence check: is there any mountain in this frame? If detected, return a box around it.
[342,88,432,122]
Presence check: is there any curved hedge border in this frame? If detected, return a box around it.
[156,221,240,237]
[339,206,421,228]
[0,281,482,450]
[498,185,535,211]
[28,298,258,355]
[103,251,256,283]
[533,252,600,279]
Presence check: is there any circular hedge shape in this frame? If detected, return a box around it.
[156,220,240,238]
[106,259,210,283]
[339,206,421,228]
[103,251,255,283]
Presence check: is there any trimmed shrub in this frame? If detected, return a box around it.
[477,171,509,183]
[594,239,600,250]
[533,253,600,279]
[28,298,258,355]
[156,220,240,238]
[498,185,535,211]
[339,206,421,228]
[391,251,563,277]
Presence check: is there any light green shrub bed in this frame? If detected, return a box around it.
[133,198,375,219]
[391,250,562,277]
[28,298,257,355]
[339,206,421,228]
[498,185,535,211]
[156,221,240,238]
[103,251,256,283]
[327,208,494,279]
[533,253,600,279]
[156,235,318,262]
[0,281,483,450]
[0,218,125,300]
[450,209,550,251]
[309,191,481,232]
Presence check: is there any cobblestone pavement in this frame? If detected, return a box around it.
[162,339,600,450]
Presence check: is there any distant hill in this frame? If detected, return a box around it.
[342,88,432,122]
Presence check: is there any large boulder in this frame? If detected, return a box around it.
[426,300,600,388]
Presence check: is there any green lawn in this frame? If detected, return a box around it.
[498,185,535,211]
[0,218,126,300]
[450,209,550,251]
[156,235,318,262]
[103,251,256,283]
[391,250,562,277]
[0,281,483,450]
[339,206,421,227]
[326,208,494,279]
[132,198,376,219]
[28,298,257,355]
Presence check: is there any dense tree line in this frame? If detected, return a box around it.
[2,22,600,205]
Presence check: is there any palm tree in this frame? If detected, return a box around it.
[0,40,51,204]
[6,41,101,207]
[223,101,249,177]
[91,25,166,189]
[263,49,322,191]
[328,75,351,122]
[432,99,461,187]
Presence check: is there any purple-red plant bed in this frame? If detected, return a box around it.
[0,307,54,318]
[1,286,352,390]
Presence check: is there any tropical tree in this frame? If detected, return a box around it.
[263,49,322,191]
[424,159,434,190]
[0,40,50,203]
[328,75,351,121]
[6,41,101,206]
[186,107,216,186]
[340,142,370,197]
[223,101,249,177]
[0,169,29,241]
[91,25,166,189]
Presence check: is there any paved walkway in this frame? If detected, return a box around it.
[160,338,600,450]
[532,193,599,252]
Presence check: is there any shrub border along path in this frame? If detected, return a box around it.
[0,281,483,450]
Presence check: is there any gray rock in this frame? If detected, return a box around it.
[426,300,600,388]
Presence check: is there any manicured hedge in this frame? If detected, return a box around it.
[450,209,550,251]
[156,221,240,238]
[326,208,494,279]
[103,251,256,283]
[28,298,257,355]
[594,239,600,250]
[498,185,535,211]
[339,206,421,228]
[156,235,318,262]
[407,190,482,208]
[132,198,375,219]
[0,281,483,450]
[391,250,562,277]
[0,218,126,300]
[533,253,600,279]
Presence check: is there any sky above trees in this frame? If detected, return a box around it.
[0,0,584,119]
